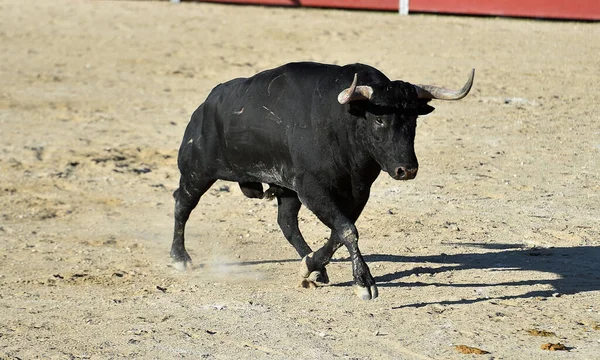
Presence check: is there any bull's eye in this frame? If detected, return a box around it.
[374,116,385,126]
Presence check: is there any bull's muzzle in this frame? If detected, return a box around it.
[393,166,418,180]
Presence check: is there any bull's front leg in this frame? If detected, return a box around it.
[297,182,378,300]
[334,222,378,300]
[302,198,370,288]
[299,236,338,285]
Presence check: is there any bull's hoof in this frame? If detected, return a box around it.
[299,253,329,285]
[354,284,378,300]
[307,270,328,284]
[172,260,192,271]
[299,253,314,278]
[299,278,318,289]
[171,248,192,271]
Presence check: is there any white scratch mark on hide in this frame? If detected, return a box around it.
[315,85,323,99]
[262,105,282,124]
[187,138,193,145]
[273,91,284,107]
[233,107,244,115]
[267,73,285,97]
[242,84,251,98]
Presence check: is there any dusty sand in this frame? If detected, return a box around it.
[1,0,599,358]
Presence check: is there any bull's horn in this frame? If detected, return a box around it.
[337,73,374,104]
[414,69,475,100]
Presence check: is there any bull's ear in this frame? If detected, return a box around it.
[418,102,435,115]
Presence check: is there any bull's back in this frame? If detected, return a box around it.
[180,63,340,186]
[182,63,342,184]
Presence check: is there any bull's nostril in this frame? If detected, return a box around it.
[395,166,418,180]
[396,167,407,179]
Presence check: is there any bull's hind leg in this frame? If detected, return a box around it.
[276,191,312,258]
[171,177,215,270]
[275,190,329,285]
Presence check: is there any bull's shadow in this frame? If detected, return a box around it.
[202,243,600,306]
[360,243,600,308]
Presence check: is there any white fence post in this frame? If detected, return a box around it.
[399,0,409,15]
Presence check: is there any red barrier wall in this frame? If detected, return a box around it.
[410,0,600,21]
[195,0,600,20]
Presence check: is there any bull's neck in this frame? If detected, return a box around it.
[314,106,381,190]
[346,117,382,186]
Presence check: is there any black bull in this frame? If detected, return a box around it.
[171,62,474,300]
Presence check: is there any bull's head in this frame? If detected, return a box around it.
[338,69,474,180]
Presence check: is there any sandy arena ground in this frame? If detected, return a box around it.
[1,0,599,358]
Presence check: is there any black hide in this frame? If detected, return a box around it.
[171,62,438,300]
